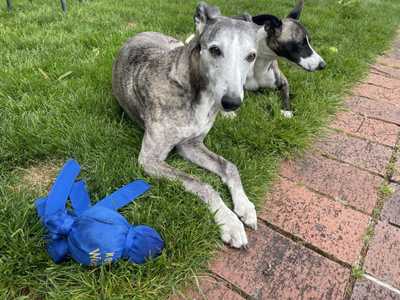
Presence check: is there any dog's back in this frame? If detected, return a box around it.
[112,32,186,127]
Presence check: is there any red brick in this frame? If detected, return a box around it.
[364,73,400,90]
[353,83,400,105]
[381,185,400,226]
[210,223,350,299]
[346,96,400,125]
[351,277,400,300]
[169,276,244,300]
[280,153,382,214]
[331,111,363,134]
[364,222,400,289]
[371,64,400,80]
[260,178,370,264]
[377,56,400,69]
[315,130,392,175]
[331,111,400,147]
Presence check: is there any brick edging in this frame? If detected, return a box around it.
[170,29,400,300]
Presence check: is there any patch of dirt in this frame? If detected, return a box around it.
[126,21,137,29]
[17,160,63,193]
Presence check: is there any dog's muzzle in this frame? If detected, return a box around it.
[221,96,241,112]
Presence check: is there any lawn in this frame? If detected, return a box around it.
[1,0,400,299]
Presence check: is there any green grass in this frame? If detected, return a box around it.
[1,0,399,298]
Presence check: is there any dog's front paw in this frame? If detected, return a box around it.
[221,111,237,119]
[234,199,257,230]
[215,207,248,248]
[281,110,293,118]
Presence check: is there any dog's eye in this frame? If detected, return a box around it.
[246,52,256,63]
[209,46,222,57]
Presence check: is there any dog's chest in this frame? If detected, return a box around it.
[245,58,276,90]
[179,95,218,141]
[194,100,217,133]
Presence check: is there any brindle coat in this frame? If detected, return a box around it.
[112,3,259,248]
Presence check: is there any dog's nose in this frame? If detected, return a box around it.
[221,96,242,111]
[317,61,326,70]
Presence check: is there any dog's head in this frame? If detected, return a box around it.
[193,2,258,112]
[253,0,326,72]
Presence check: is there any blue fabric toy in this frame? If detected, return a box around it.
[35,159,164,266]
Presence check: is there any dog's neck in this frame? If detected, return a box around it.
[256,28,277,61]
[168,39,219,117]
[250,27,278,76]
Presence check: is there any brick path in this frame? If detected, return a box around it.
[170,31,400,300]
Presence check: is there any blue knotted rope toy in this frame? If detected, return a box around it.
[35,159,164,266]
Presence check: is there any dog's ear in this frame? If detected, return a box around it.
[194,2,221,36]
[231,13,252,22]
[287,0,304,20]
[253,15,282,37]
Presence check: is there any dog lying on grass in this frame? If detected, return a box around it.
[112,2,261,248]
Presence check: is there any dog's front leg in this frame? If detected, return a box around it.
[278,73,292,118]
[177,142,257,230]
[138,133,248,248]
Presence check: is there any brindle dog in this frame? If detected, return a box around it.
[112,2,261,248]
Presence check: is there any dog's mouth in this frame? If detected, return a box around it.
[280,55,326,72]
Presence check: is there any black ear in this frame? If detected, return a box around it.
[252,15,282,37]
[194,2,221,36]
[287,0,304,20]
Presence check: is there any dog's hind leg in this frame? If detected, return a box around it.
[176,142,257,230]
[138,132,248,248]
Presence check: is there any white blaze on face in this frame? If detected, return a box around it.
[299,36,325,71]
[209,32,254,103]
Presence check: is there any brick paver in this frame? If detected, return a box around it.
[280,153,382,214]
[364,73,400,90]
[353,83,400,105]
[377,56,400,69]
[364,222,400,290]
[169,276,244,300]
[331,111,400,147]
[345,96,400,125]
[372,63,400,79]
[210,223,350,299]
[260,177,370,264]
[381,185,400,226]
[351,277,400,300]
[315,130,392,175]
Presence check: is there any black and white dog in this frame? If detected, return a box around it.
[247,0,326,117]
